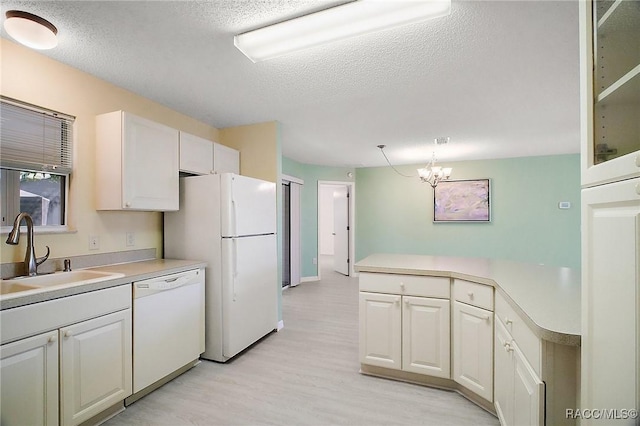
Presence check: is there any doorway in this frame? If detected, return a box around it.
[317,181,355,279]
[282,175,303,288]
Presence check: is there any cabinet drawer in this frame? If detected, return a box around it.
[495,291,541,375]
[453,279,493,311]
[359,273,449,299]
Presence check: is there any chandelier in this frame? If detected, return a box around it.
[377,137,453,188]
[417,137,452,188]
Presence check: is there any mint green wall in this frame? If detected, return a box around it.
[282,157,355,277]
[356,154,581,268]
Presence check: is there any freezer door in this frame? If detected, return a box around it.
[221,234,278,359]
[220,173,276,237]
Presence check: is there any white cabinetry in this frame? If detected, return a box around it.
[494,317,544,426]
[213,142,240,174]
[0,285,132,426]
[452,279,494,402]
[179,132,214,175]
[402,296,450,378]
[581,177,640,416]
[1,331,59,426]
[359,273,451,378]
[580,0,640,420]
[359,292,401,369]
[96,111,179,211]
[179,131,240,175]
[452,301,493,402]
[60,310,132,425]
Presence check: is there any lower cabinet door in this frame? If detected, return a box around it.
[453,301,494,401]
[402,296,450,378]
[0,331,59,426]
[512,341,544,426]
[60,309,132,425]
[359,292,402,369]
[494,318,515,426]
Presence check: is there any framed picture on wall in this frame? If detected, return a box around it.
[433,179,491,222]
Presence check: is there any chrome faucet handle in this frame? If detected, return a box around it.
[63,258,72,272]
[36,246,50,267]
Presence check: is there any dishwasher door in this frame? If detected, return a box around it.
[133,268,204,393]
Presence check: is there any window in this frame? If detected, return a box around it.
[0,97,74,228]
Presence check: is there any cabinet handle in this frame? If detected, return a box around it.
[480,315,490,321]
[395,299,400,305]
[404,298,409,305]
[467,291,474,299]
[504,342,513,353]
[47,335,57,344]
[636,183,640,196]
[635,154,640,168]
[125,202,131,208]
[505,317,513,325]
[399,282,405,289]
[64,331,73,338]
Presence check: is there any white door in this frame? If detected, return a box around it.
[221,234,277,359]
[453,301,494,402]
[333,186,349,275]
[60,310,132,426]
[494,318,515,426]
[359,292,402,370]
[402,296,450,378]
[1,331,59,426]
[581,177,639,415]
[122,112,179,211]
[179,131,214,175]
[512,341,544,426]
[220,173,276,237]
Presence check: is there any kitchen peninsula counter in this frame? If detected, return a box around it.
[355,254,580,346]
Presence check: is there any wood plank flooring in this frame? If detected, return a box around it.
[106,257,499,425]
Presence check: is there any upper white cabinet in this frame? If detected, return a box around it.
[179,131,240,175]
[179,132,214,175]
[580,0,640,187]
[96,111,179,211]
[213,142,240,174]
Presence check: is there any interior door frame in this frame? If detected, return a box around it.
[317,180,356,280]
[282,174,303,287]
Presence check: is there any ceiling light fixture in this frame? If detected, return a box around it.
[378,137,452,188]
[417,137,452,188]
[3,10,58,50]
[234,0,451,62]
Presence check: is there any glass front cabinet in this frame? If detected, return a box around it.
[580,0,640,187]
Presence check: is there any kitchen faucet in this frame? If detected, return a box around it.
[5,212,50,276]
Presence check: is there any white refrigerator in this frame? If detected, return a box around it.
[164,173,278,362]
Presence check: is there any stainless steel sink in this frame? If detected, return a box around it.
[1,270,125,297]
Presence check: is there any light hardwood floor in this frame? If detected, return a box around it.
[106,257,499,425]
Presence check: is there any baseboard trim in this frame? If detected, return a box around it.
[301,276,320,282]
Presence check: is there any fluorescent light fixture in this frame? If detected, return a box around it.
[234,0,451,62]
[4,10,58,50]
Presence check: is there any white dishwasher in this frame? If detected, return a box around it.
[132,268,205,394]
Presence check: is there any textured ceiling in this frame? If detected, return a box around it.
[0,0,581,168]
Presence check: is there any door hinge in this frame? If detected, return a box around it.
[347,258,350,263]
[347,226,350,231]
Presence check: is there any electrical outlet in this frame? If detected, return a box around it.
[89,235,100,250]
[126,232,135,247]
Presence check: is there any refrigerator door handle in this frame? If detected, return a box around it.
[232,238,238,301]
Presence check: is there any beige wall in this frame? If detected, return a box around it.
[0,39,222,263]
[219,122,280,183]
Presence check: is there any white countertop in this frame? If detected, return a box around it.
[1,259,206,310]
[355,254,580,346]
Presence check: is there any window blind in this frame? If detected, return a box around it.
[0,97,74,174]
